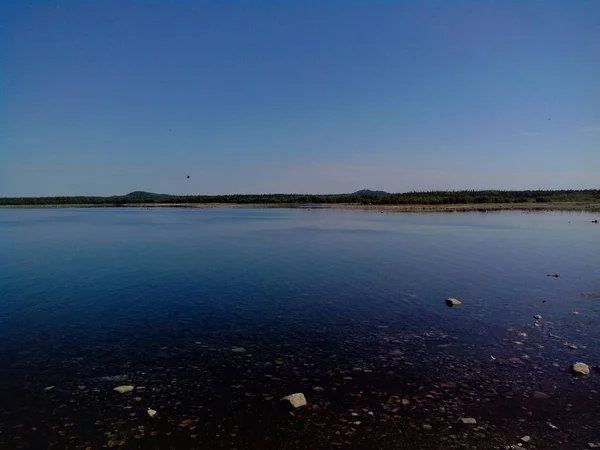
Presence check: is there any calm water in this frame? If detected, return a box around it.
[0,208,599,449]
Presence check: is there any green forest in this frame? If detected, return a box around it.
[1,189,599,206]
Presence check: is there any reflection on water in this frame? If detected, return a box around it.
[0,208,599,449]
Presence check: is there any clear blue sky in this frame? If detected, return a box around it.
[1,1,599,196]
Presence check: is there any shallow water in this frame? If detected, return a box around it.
[0,208,599,449]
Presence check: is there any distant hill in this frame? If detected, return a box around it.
[354,189,390,196]
[123,191,170,199]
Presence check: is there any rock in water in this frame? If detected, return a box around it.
[445,297,462,307]
[147,408,157,417]
[281,393,307,408]
[113,385,135,394]
[459,417,477,425]
[572,362,590,376]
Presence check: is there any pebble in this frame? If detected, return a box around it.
[572,362,590,376]
[44,386,55,391]
[231,347,246,353]
[423,424,432,430]
[281,393,307,408]
[521,436,531,442]
[113,385,135,394]
[147,408,157,417]
[534,315,542,320]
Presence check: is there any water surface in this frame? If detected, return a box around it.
[1,208,599,449]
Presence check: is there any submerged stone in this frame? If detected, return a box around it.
[445,297,462,307]
[113,385,135,394]
[459,417,477,425]
[532,391,550,400]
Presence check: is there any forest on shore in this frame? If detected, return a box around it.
[1,190,599,206]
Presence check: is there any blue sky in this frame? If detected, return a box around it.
[1,1,599,196]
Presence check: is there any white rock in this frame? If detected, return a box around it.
[147,408,157,417]
[445,297,462,307]
[521,435,531,442]
[534,315,542,320]
[113,385,135,394]
[44,386,55,391]
[459,417,477,424]
[572,362,590,376]
[281,392,307,408]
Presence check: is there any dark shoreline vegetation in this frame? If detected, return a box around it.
[1,189,599,207]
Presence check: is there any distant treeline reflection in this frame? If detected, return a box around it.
[1,190,599,206]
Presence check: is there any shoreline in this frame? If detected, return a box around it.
[1,202,600,212]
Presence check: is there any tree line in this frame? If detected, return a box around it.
[1,190,599,206]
